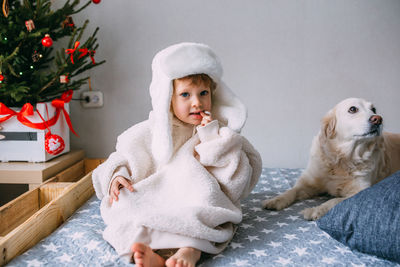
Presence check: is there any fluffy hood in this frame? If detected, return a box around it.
[149,42,247,165]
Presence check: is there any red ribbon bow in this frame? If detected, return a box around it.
[78,48,96,64]
[51,90,78,136]
[0,103,36,124]
[65,41,80,64]
[88,50,96,64]
[0,90,78,136]
[0,103,17,123]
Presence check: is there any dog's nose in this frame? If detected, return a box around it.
[369,115,382,125]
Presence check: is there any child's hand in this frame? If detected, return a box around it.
[200,111,213,126]
[109,176,134,205]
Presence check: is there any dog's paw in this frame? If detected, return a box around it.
[262,196,290,210]
[301,207,327,221]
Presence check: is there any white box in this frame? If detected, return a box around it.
[0,102,70,162]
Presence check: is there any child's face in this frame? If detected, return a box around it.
[171,78,212,125]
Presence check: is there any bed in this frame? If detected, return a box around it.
[7,168,399,266]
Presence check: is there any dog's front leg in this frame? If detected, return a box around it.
[301,197,345,220]
[262,182,318,210]
[262,174,320,210]
[262,187,299,210]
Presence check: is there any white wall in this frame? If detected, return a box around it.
[70,0,400,168]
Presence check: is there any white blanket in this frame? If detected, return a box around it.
[93,118,261,256]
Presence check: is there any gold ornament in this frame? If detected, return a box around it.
[62,16,75,29]
[32,51,43,62]
[2,0,9,18]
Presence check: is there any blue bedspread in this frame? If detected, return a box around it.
[8,168,400,266]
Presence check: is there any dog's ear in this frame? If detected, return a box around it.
[321,109,337,139]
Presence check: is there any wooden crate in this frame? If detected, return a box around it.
[0,158,104,265]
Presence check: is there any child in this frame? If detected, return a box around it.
[92,42,262,267]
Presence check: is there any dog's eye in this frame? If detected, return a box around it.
[371,107,377,114]
[348,106,358,114]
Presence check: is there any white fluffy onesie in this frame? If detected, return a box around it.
[92,42,262,260]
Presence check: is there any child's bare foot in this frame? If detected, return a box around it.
[131,243,165,267]
[165,247,201,267]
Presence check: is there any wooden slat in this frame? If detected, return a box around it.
[39,183,74,208]
[0,189,39,237]
[0,150,85,184]
[28,184,40,190]
[45,160,85,184]
[41,150,85,182]
[84,158,105,174]
[0,172,95,265]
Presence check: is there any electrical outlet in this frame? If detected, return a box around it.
[81,91,103,108]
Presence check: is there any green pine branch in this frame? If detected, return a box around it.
[0,0,105,107]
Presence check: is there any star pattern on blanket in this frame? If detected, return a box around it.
[56,253,73,262]
[25,259,42,267]
[334,245,352,255]
[321,256,337,264]
[275,257,293,265]
[230,242,244,249]
[248,249,267,257]
[292,247,308,256]
[268,241,282,248]
[283,233,298,240]
[42,242,60,252]
[245,235,259,242]
[68,231,85,240]
[232,259,250,266]
[8,168,399,267]
[84,240,101,251]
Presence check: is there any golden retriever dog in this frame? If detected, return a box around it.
[262,98,400,220]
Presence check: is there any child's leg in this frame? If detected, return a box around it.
[131,243,165,267]
[165,247,201,267]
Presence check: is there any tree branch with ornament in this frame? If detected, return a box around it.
[0,0,105,107]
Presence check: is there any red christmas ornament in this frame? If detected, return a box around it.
[45,132,65,155]
[0,74,4,82]
[41,34,53,48]
[92,0,101,3]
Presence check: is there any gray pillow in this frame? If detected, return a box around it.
[317,171,400,263]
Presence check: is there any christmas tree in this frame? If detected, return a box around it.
[0,0,105,107]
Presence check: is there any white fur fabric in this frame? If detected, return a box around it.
[149,42,247,165]
[92,119,261,256]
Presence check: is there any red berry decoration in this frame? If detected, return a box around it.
[0,74,4,82]
[41,34,53,48]
[92,0,101,3]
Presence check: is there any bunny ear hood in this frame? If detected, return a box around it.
[149,42,247,165]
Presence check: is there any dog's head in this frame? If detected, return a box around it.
[322,98,383,141]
